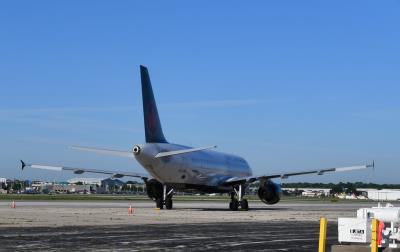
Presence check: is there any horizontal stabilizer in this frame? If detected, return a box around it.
[155,145,217,158]
[70,146,134,158]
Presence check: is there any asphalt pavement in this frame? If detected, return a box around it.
[0,221,338,251]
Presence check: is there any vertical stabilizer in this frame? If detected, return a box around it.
[140,65,167,143]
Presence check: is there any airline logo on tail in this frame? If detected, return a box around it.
[146,101,158,138]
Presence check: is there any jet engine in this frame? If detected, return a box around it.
[145,179,163,200]
[257,180,282,205]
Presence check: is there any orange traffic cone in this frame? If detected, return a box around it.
[128,205,134,214]
[10,201,16,208]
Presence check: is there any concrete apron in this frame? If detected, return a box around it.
[332,245,400,252]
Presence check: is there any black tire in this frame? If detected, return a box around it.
[229,199,239,211]
[165,198,173,210]
[146,179,163,199]
[156,198,164,209]
[241,199,249,211]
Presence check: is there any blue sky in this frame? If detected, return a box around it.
[0,1,399,183]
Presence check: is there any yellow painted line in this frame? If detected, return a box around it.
[318,217,327,252]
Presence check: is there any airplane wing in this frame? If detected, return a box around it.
[223,162,374,185]
[20,160,148,180]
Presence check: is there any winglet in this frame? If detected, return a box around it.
[20,160,26,170]
[366,160,375,170]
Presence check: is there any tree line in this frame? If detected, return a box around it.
[282,182,400,190]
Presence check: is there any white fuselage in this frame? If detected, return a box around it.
[135,143,252,191]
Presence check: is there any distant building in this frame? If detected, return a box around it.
[97,178,125,193]
[52,184,91,194]
[284,188,331,197]
[0,177,7,194]
[67,178,103,186]
[358,189,400,201]
[31,181,53,193]
[63,177,125,194]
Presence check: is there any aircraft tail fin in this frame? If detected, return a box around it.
[140,65,167,143]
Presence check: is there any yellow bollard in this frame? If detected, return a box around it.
[318,217,327,252]
[371,219,378,252]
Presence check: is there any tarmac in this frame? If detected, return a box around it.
[0,200,385,251]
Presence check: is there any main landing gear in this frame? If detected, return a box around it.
[156,184,174,210]
[229,184,249,211]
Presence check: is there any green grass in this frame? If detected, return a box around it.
[0,194,232,201]
[0,194,149,201]
[0,193,377,203]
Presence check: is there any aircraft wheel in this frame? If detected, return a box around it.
[156,198,164,209]
[165,198,173,210]
[229,199,239,211]
[241,199,249,211]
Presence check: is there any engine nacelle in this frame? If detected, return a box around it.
[257,180,282,205]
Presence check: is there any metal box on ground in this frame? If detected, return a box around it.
[357,206,400,222]
[338,218,372,243]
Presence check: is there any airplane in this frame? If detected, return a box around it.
[21,65,374,211]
